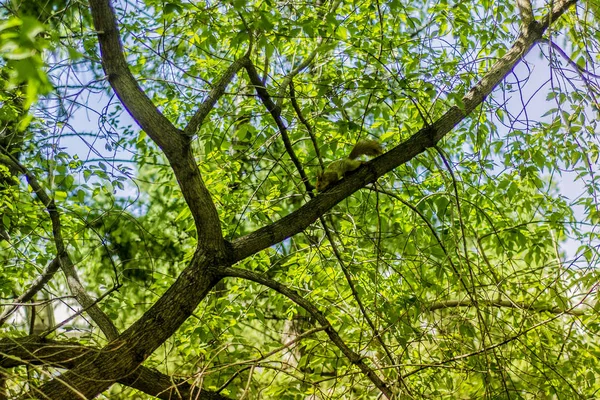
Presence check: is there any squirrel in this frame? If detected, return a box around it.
[315,139,383,192]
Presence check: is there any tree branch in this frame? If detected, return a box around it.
[0,336,231,400]
[19,250,222,399]
[183,56,249,137]
[289,80,324,169]
[88,0,225,249]
[403,292,589,379]
[428,299,586,316]
[320,219,398,369]
[88,0,186,156]
[215,326,326,393]
[245,60,313,192]
[0,258,60,326]
[231,0,577,262]
[273,0,343,108]
[517,0,534,26]
[0,148,120,340]
[221,267,393,399]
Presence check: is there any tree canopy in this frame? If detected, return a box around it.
[1,0,600,398]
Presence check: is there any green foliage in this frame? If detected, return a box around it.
[0,17,51,108]
[2,0,600,398]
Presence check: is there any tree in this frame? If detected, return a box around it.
[1,0,599,398]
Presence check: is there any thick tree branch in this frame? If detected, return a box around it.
[231,0,577,262]
[87,0,185,156]
[89,0,225,248]
[221,267,393,399]
[0,336,230,400]
[20,251,223,399]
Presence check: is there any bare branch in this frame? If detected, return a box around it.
[221,266,393,399]
[0,258,60,326]
[429,299,586,316]
[245,60,313,192]
[231,0,578,262]
[0,148,120,340]
[184,56,249,137]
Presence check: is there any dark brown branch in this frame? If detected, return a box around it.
[88,0,186,156]
[245,60,314,193]
[89,0,225,248]
[289,81,324,170]
[221,267,393,399]
[231,0,577,262]
[0,336,231,400]
[0,258,60,326]
[184,56,250,137]
[21,250,222,399]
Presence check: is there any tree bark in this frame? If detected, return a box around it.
[0,336,230,399]
[19,0,578,398]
